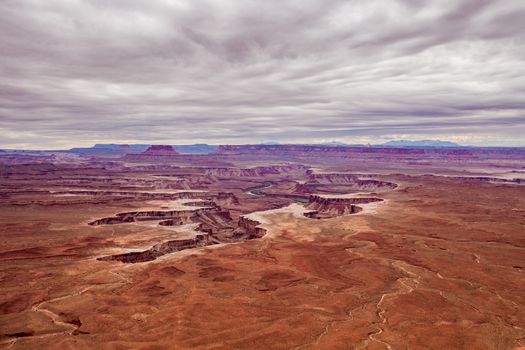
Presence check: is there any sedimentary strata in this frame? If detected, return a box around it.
[304,195,383,219]
[142,145,179,155]
[92,204,267,263]
[452,176,524,184]
[97,234,211,263]
[236,217,267,238]
[90,207,230,226]
[306,171,398,190]
[202,164,307,178]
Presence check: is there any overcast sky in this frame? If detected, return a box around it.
[1,0,524,149]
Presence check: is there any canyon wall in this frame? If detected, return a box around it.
[305,195,383,219]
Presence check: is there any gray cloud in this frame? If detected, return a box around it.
[1,0,524,148]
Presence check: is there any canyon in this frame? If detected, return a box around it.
[0,144,524,349]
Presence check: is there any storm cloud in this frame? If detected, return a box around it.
[1,0,524,148]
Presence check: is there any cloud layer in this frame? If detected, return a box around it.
[1,0,524,148]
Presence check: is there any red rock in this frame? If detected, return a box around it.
[142,145,178,155]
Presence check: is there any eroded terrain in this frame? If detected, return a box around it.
[0,145,524,349]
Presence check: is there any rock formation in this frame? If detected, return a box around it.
[142,145,179,155]
[202,164,307,178]
[304,195,383,219]
[97,234,211,263]
[92,203,266,263]
[306,172,397,190]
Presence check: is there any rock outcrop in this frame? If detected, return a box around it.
[142,145,179,155]
[119,145,188,163]
[93,203,267,263]
[306,172,397,191]
[213,192,240,205]
[97,234,210,263]
[202,165,307,178]
[89,207,230,226]
[304,195,383,219]
[306,172,360,185]
[235,217,266,239]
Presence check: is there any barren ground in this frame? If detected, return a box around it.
[0,150,524,349]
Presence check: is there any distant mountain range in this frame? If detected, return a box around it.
[380,140,461,148]
[5,141,525,156]
[66,140,463,157]
[313,140,462,148]
[310,140,461,148]
[319,141,352,147]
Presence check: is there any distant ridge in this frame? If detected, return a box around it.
[380,140,461,148]
[172,144,218,154]
[319,141,350,147]
[68,143,217,156]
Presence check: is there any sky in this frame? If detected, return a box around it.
[1,0,525,149]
